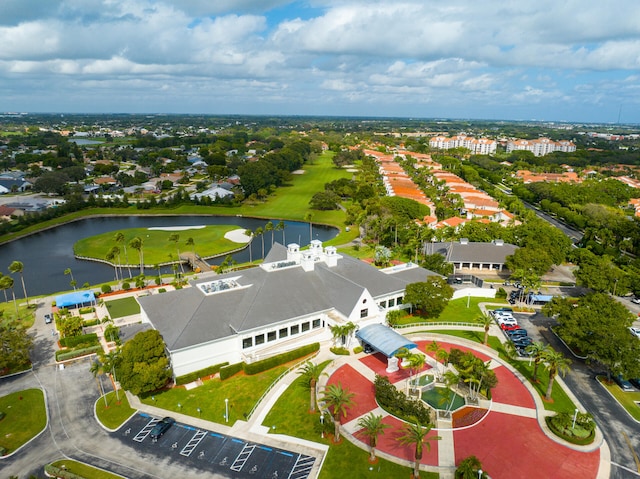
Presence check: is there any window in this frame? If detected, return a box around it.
[397,296,403,305]
[312,319,321,329]
[242,337,253,349]
[360,308,368,318]
[267,331,276,342]
[255,334,265,345]
[301,322,310,332]
[291,325,299,335]
[279,328,288,338]
[379,300,387,308]
[388,298,395,307]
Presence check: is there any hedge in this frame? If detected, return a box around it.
[56,345,102,362]
[545,416,595,445]
[175,362,229,386]
[353,346,363,354]
[59,333,99,348]
[243,342,319,376]
[374,374,432,425]
[220,362,244,380]
[330,347,350,355]
[44,464,86,479]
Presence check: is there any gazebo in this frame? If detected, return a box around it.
[356,323,417,373]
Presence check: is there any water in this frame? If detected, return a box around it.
[0,216,337,296]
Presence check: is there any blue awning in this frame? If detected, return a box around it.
[56,290,96,308]
[356,324,417,357]
[529,294,553,303]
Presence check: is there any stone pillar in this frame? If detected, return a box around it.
[386,356,399,373]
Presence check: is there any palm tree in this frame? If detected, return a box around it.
[435,348,450,382]
[476,314,493,345]
[455,455,485,479]
[64,267,76,290]
[128,237,144,275]
[245,229,253,263]
[168,233,184,273]
[442,370,461,414]
[114,232,132,278]
[90,360,108,407]
[265,221,274,246]
[321,383,355,443]
[186,237,195,256]
[397,421,440,478]
[100,349,121,401]
[304,212,313,242]
[525,341,548,383]
[254,227,264,259]
[8,261,29,307]
[276,220,285,244]
[1,275,18,314]
[297,361,325,413]
[0,273,8,303]
[543,350,571,401]
[357,413,389,462]
[106,247,120,282]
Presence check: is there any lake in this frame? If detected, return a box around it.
[0,216,337,296]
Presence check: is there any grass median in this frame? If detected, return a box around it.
[0,388,46,454]
[95,390,136,430]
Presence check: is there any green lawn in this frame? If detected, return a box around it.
[597,376,640,421]
[105,297,140,319]
[74,224,241,265]
[263,361,437,479]
[0,389,46,454]
[396,297,488,326]
[95,390,136,430]
[139,367,289,424]
[51,460,125,479]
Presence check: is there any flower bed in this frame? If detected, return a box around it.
[452,406,488,428]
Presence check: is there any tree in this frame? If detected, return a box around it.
[321,383,355,443]
[543,349,571,401]
[185,237,195,256]
[64,267,76,291]
[396,421,440,478]
[476,314,492,345]
[115,232,132,278]
[276,220,285,244]
[168,233,184,274]
[404,277,454,317]
[128,236,144,275]
[1,275,18,314]
[254,227,264,259]
[100,349,122,401]
[525,341,548,383]
[116,330,172,395]
[297,361,325,413]
[304,212,313,242]
[244,229,253,263]
[8,261,29,307]
[0,325,32,372]
[106,247,120,282]
[309,191,341,210]
[90,359,108,407]
[455,455,485,479]
[357,413,390,462]
[265,221,274,246]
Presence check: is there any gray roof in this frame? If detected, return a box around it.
[356,324,417,357]
[138,248,435,352]
[430,241,517,264]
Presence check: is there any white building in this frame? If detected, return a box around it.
[138,241,437,377]
[506,138,576,156]
[429,135,497,155]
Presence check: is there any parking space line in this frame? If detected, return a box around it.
[287,454,315,479]
[180,429,207,457]
[230,443,256,472]
[133,418,158,442]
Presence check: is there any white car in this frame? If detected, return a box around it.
[630,327,640,338]
[496,316,517,326]
[632,297,640,304]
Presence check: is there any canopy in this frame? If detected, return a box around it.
[529,294,553,303]
[356,323,417,358]
[56,290,96,308]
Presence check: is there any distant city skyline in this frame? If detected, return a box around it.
[2,0,640,123]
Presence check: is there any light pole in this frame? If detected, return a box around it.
[225,398,229,423]
[320,413,325,439]
[197,407,201,418]
[178,403,182,412]
[478,469,483,479]
[572,408,579,430]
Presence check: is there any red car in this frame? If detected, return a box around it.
[501,324,520,331]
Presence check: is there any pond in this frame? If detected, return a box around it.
[0,216,338,296]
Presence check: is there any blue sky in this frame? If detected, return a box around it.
[2,0,640,123]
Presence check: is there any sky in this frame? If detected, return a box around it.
[2,0,640,123]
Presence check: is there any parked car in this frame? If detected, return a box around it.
[512,337,533,348]
[44,314,52,324]
[150,417,175,439]
[629,327,640,339]
[501,324,520,331]
[495,307,513,313]
[506,329,528,338]
[497,317,517,327]
[614,375,635,392]
[629,378,640,389]
[632,297,640,304]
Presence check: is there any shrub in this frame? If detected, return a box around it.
[101,284,112,294]
[496,287,507,299]
[545,416,595,445]
[56,345,102,362]
[374,374,432,425]
[220,362,244,380]
[83,319,99,327]
[79,306,95,314]
[243,343,319,375]
[174,362,229,386]
[353,346,363,354]
[44,465,85,479]
[122,282,131,290]
[158,288,166,293]
[0,411,5,421]
[59,333,99,348]
[330,347,350,355]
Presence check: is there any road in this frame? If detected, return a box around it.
[521,200,584,243]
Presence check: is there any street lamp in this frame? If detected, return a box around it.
[320,413,325,439]
[178,403,182,412]
[572,408,579,430]
[197,407,201,418]
[478,469,483,479]
[225,398,229,423]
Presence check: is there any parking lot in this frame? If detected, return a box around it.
[117,414,316,479]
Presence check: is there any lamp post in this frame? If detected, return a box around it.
[225,398,229,423]
[197,407,201,418]
[320,413,325,439]
[478,469,483,479]
[572,408,579,430]
[178,403,182,412]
